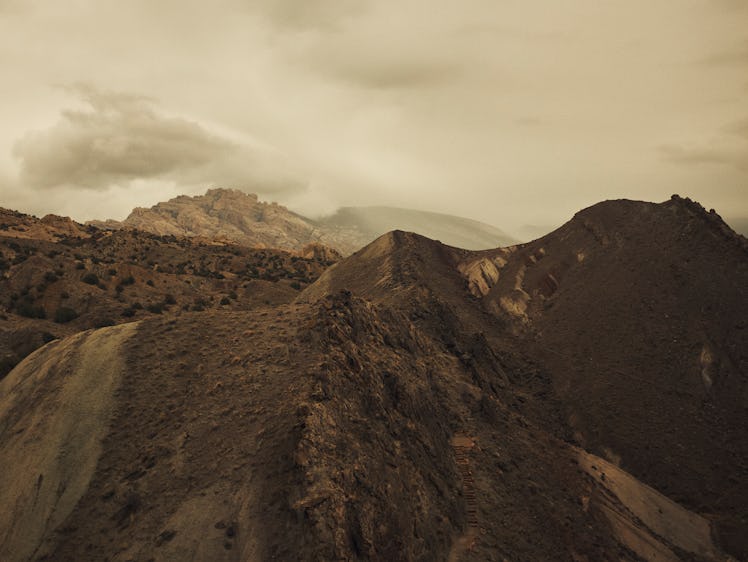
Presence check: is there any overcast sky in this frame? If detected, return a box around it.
[0,0,746,235]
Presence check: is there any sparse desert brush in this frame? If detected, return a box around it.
[54,306,79,324]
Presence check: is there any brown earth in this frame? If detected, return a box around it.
[0,212,337,380]
[0,195,746,561]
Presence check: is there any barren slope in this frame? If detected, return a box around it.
[1,295,656,561]
[1,195,744,561]
[466,196,748,557]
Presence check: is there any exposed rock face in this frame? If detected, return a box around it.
[0,195,745,561]
[89,188,515,255]
[118,189,324,251]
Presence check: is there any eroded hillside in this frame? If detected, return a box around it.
[1,195,745,561]
[0,211,337,379]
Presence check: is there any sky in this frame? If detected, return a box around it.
[0,0,746,236]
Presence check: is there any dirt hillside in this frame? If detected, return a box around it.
[0,195,745,561]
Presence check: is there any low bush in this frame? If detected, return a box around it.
[54,306,79,324]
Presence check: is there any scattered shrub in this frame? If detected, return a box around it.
[41,332,56,343]
[0,355,19,379]
[120,275,135,286]
[54,306,79,324]
[220,296,231,305]
[81,272,99,285]
[44,271,58,283]
[290,281,302,290]
[146,280,154,287]
[16,300,46,319]
[164,294,177,305]
[146,303,163,314]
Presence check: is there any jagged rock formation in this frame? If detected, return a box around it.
[89,188,515,255]
[1,195,746,561]
[93,189,323,250]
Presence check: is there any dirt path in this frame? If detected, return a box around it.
[447,434,479,562]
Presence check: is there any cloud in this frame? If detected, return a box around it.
[725,118,748,140]
[699,40,748,67]
[659,145,744,168]
[320,57,461,90]
[12,84,306,194]
[248,0,367,32]
[659,119,748,172]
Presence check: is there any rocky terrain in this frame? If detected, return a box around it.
[90,188,515,255]
[1,195,746,561]
[0,211,337,379]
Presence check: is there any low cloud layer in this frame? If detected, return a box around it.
[660,117,748,172]
[12,85,305,195]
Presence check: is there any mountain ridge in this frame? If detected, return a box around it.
[88,188,516,255]
[0,194,746,560]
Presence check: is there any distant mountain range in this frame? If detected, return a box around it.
[89,188,516,255]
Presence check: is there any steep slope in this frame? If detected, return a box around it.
[3,294,726,561]
[1,195,744,561]
[465,196,748,557]
[300,196,748,559]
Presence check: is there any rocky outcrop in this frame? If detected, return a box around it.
[0,208,91,241]
[88,189,516,256]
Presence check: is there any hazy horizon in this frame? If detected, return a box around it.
[1,1,746,234]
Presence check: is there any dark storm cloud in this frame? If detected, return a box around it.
[12,85,305,194]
